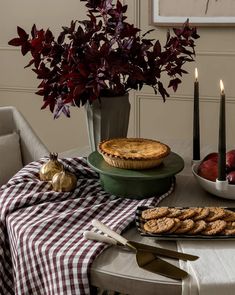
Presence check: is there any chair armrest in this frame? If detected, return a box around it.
[12,108,49,165]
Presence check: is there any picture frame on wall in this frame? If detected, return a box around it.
[151,0,235,26]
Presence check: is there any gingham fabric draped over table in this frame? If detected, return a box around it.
[0,157,173,295]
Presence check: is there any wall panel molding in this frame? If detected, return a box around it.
[123,0,141,28]
[134,93,235,103]
[133,92,235,137]
[197,51,235,57]
[0,86,35,93]
[0,46,18,51]
[134,0,141,28]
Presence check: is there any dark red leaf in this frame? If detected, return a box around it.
[21,43,30,56]
[173,28,182,36]
[24,59,35,68]
[35,89,45,96]
[31,24,37,38]
[168,78,182,92]
[142,29,155,38]
[153,40,161,55]
[73,84,85,97]
[57,32,65,44]
[45,29,54,43]
[17,26,28,39]
[116,0,122,12]
[122,5,128,13]
[158,81,169,101]
[41,100,51,110]
[8,38,23,46]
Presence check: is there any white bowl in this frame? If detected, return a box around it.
[192,163,235,200]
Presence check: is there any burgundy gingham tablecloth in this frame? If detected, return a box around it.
[0,157,174,295]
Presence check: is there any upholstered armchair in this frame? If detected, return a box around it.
[0,106,49,186]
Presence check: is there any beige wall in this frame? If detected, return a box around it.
[1,0,235,155]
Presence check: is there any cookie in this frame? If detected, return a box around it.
[205,208,226,222]
[168,218,181,233]
[143,217,175,234]
[223,210,235,222]
[178,209,196,220]
[202,220,227,235]
[141,207,169,220]
[167,208,182,218]
[173,219,195,234]
[221,222,235,236]
[193,208,210,221]
[188,220,207,234]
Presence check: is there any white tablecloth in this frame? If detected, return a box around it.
[179,239,235,295]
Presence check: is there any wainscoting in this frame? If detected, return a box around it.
[1,0,235,152]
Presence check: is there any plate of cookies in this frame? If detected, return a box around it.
[136,206,235,240]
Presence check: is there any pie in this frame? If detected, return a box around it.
[98,138,170,170]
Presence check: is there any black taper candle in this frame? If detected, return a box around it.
[193,68,200,160]
[218,80,226,181]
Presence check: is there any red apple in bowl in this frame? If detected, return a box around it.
[202,152,218,162]
[197,154,218,182]
[226,150,235,171]
[227,171,235,184]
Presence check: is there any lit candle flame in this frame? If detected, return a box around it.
[195,68,198,81]
[220,80,224,94]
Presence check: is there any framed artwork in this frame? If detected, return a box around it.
[151,0,235,26]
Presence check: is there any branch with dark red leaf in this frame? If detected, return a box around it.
[8,1,199,118]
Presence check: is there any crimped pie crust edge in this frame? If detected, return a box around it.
[98,138,171,169]
[98,138,171,161]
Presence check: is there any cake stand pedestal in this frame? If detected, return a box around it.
[87,152,184,199]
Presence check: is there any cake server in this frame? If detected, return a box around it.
[84,231,198,261]
[91,219,189,280]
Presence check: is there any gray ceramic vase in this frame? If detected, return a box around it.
[85,94,130,152]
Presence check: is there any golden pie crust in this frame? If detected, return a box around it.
[98,138,170,170]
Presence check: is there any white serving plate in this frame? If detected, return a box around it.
[192,163,235,200]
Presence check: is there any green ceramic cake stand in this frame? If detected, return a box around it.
[87,151,184,199]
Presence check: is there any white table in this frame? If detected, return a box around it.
[61,144,235,295]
